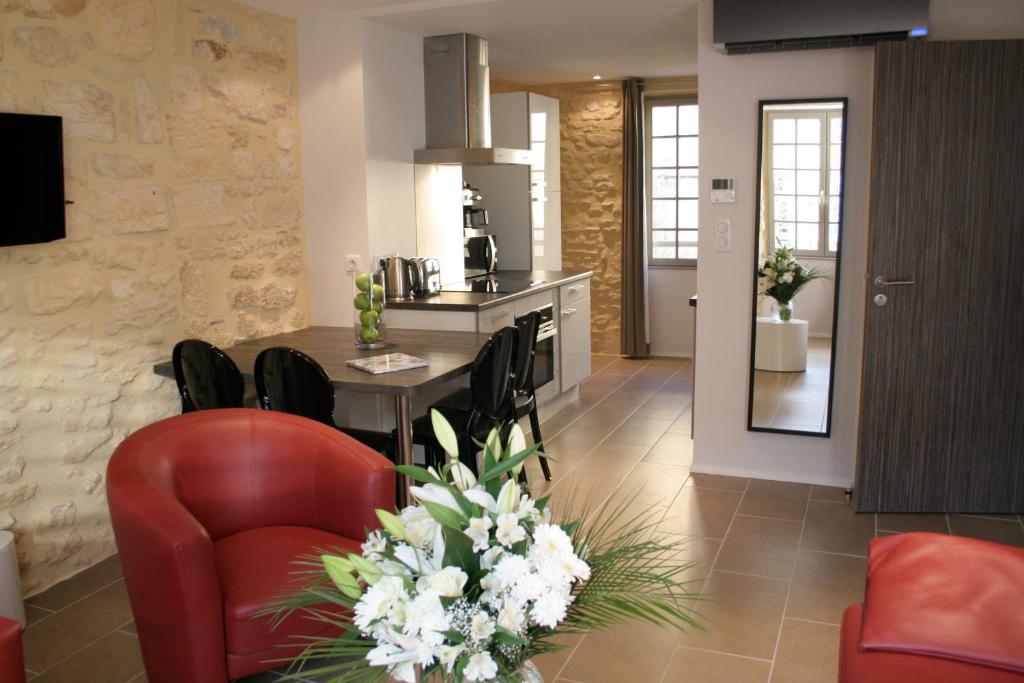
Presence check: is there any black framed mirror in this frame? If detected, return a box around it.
[747,98,847,437]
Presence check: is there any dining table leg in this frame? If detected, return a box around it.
[393,394,414,507]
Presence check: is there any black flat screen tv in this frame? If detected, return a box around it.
[0,113,66,247]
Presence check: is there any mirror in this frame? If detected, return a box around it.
[748,99,847,436]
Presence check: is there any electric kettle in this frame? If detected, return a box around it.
[379,256,418,301]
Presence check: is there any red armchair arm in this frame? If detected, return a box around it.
[0,616,24,683]
[108,476,227,683]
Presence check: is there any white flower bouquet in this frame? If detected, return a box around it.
[758,245,827,321]
[269,411,701,682]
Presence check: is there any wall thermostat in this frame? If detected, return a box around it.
[710,178,735,203]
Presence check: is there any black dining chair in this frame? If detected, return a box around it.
[171,339,245,413]
[512,311,552,481]
[412,326,519,475]
[254,346,395,456]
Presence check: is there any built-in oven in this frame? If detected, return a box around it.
[520,304,557,390]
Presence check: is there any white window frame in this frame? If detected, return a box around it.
[645,97,699,267]
[763,107,843,258]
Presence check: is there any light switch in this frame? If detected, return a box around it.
[713,219,732,252]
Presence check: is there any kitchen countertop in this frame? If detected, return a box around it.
[387,270,592,312]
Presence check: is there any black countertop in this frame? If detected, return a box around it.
[387,270,592,312]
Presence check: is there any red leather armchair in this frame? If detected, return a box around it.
[107,409,395,683]
[840,532,1024,682]
[0,616,25,683]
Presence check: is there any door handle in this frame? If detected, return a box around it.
[874,276,915,288]
[561,308,577,317]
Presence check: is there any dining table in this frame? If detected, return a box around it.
[153,326,492,505]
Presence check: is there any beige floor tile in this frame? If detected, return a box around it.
[642,431,693,466]
[32,630,144,683]
[560,619,681,683]
[738,480,809,522]
[607,417,673,447]
[801,501,874,556]
[25,604,53,627]
[616,462,688,506]
[809,486,848,503]
[876,513,949,534]
[548,422,617,453]
[669,537,723,583]
[640,397,689,421]
[24,580,135,673]
[770,619,840,683]
[786,550,866,625]
[530,633,581,681]
[948,515,1024,547]
[715,516,802,579]
[661,488,743,539]
[666,410,692,435]
[584,443,651,476]
[680,570,789,660]
[663,646,771,683]
[685,473,749,492]
[27,555,123,612]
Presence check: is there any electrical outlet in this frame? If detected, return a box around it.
[713,219,732,252]
[345,255,362,273]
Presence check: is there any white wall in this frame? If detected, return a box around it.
[648,268,697,357]
[692,0,873,487]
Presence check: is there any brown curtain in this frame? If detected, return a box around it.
[621,77,649,357]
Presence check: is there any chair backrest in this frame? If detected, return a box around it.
[254,347,335,426]
[470,326,519,422]
[171,339,245,412]
[513,311,540,394]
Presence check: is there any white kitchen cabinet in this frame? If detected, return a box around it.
[559,296,591,391]
[477,303,516,333]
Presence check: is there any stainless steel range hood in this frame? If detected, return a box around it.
[414,34,532,166]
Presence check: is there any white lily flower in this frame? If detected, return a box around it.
[496,478,520,514]
[410,483,463,513]
[495,512,526,547]
[449,459,477,491]
[465,516,492,552]
[507,424,528,475]
[463,488,497,513]
[485,427,502,460]
[464,651,498,682]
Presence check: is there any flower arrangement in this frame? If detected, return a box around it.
[758,245,827,321]
[270,411,702,682]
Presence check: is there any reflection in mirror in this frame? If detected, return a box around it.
[748,99,847,437]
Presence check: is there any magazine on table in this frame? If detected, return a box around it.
[346,352,427,375]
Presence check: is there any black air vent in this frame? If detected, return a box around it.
[726,31,914,55]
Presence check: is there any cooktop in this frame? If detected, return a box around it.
[440,275,546,294]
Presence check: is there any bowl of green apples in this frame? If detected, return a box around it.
[353,272,388,349]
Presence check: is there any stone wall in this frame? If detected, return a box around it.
[492,79,624,354]
[0,0,309,595]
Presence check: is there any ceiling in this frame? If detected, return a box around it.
[237,0,699,84]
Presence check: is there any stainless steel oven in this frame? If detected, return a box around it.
[520,304,556,390]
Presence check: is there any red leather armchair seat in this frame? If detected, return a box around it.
[840,532,1024,683]
[0,616,25,683]
[108,409,395,683]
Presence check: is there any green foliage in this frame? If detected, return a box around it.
[758,244,829,305]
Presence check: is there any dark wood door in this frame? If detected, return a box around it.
[855,40,1024,513]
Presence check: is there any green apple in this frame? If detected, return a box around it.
[359,310,380,327]
[359,325,379,343]
[371,283,385,300]
[372,300,384,315]
[353,292,371,311]
[355,273,372,292]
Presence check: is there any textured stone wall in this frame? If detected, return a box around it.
[0,0,309,595]
[492,80,623,354]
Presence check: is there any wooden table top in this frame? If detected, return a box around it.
[153,326,492,396]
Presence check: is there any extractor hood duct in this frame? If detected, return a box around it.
[414,33,532,166]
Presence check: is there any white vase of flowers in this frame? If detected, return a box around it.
[758,246,827,322]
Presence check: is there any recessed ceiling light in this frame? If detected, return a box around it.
[592,75,602,80]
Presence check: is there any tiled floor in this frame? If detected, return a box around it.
[22,354,1024,682]
[751,338,833,432]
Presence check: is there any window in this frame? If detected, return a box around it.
[646,98,699,266]
[764,106,843,257]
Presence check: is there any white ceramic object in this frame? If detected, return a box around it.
[754,316,809,372]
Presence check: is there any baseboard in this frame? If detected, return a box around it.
[690,463,853,490]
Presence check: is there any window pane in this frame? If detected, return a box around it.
[533,229,544,242]
[797,196,819,222]
[532,202,544,228]
[653,245,676,259]
[531,142,546,171]
[796,144,820,169]
[652,138,676,167]
[652,168,676,198]
[678,169,699,198]
[653,199,676,229]
[773,169,795,194]
[774,222,795,248]
[773,144,796,169]
[828,197,840,223]
[796,170,820,196]
[678,105,698,136]
[678,245,698,260]
[534,244,544,257]
[797,223,819,251]
[774,195,795,221]
[678,137,699,167]
[830,116,842,141]
[830,144,842,169]
[829,170,841,195]
[828,223,839,252]
[678,199,698,229]
[797,118,821,144]
[678,229,699,246]
[652,230,675,246]
[530,112,547,142]
[773,118,796,144]
[651,106,677,136]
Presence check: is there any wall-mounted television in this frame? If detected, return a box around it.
[0,113,66,248]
